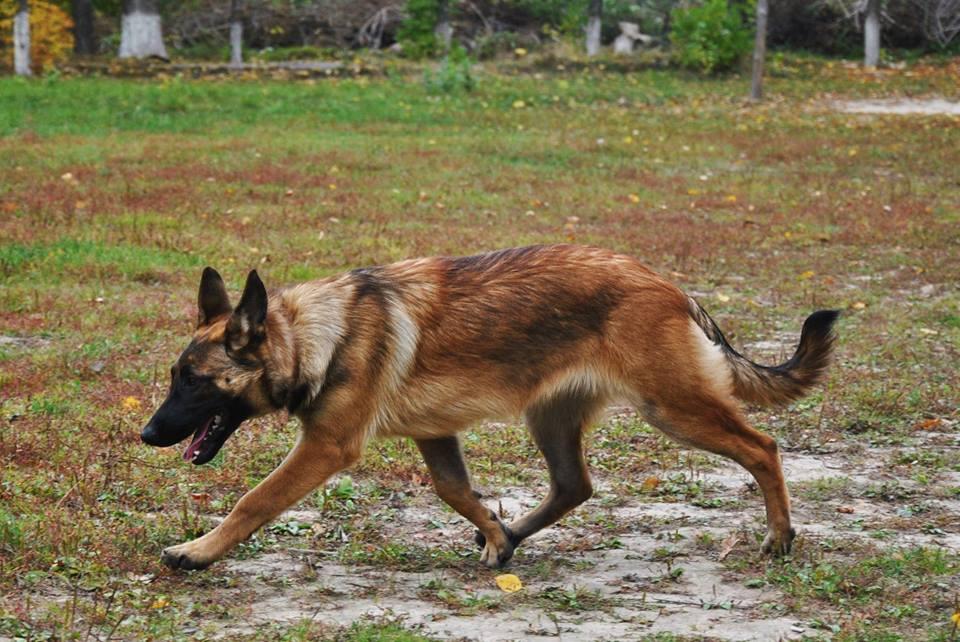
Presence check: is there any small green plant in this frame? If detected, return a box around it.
[0,508,22,554]
[423,46,476,94]
[670,0,753,74]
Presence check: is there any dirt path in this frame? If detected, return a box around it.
[176,429,959,640]
[833,98,960,115]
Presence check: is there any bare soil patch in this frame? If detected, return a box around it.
[833,98,960,115]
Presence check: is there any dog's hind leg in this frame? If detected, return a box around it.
[643,397,795,555]
[506,390,604,544]
[415,435,518,568]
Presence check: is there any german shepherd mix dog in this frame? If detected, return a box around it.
[141,245,839,571]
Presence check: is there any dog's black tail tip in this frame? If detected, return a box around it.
[802,309,841,341]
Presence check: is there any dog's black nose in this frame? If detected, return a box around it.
[140,422,162,446]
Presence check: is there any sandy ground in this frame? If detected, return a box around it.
[832,98,960,115]
[172,431,959,641]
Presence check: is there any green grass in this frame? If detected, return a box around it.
[1,54,958,639]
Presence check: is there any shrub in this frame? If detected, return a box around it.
[397,0,440,59]
[0,0,74,73]
[670,0,753,74]
[423,44,475,93]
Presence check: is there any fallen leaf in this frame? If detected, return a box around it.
[718,533,741,561]
[851,301,866,310]
[836,505,855,514]
[495,574,523,593]
[641,476,660,492]
[913,418,942,431]
[121,396,142,411]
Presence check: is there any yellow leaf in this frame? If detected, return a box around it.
[641,476,660,491]
[512,100,526,109]
[799,270,815,280]
[121,396,142,411]
[851,301,866,310]
[952,610,960,625]
[150,597,169,609]
[717,293,731,303]
[514,48,527,57]
[628,194,640,204]
[495,574,523,593]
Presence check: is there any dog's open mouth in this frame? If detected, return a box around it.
[183,412,239,465]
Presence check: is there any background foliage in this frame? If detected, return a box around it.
[670,0,753,73]
[0,0,74,72]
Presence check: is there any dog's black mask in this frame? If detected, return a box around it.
[140,361,252,465]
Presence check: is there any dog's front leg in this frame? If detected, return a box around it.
[162,435,359,570]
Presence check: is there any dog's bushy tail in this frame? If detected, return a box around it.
[688,298,840,406]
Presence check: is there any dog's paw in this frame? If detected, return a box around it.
[474,522,520,550]
[479,536,515,569]
[161,544,213,571]
[475,521,518,568]
[761,527,796,557]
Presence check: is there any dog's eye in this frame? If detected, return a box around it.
[184,373,197,387]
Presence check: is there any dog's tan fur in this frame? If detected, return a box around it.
[151,245,838,570]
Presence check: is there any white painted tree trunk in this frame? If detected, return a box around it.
[230,21,243,67]
[864,0,881,68]
[750,0,769,101]
[435,0,452,51]
[13,5,31,77]
[119,0,169,60]
[229,0,242,68]
[586,0,602,56]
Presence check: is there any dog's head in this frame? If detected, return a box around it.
[141,267,276,464]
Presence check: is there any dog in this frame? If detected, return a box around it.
[141,244,839,570]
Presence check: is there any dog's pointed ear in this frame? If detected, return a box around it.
[226,270,268,357]
[198,267,232,327]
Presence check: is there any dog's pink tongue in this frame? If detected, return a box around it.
[183,420,212,462]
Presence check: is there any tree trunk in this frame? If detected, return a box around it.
[14,0,30,76]
[586,0,602,56]
[229,0,243,68]
[750,0,769,101]
[435,0,452,51]
[73,0,97,55]
[864,0,881,68]
[119,0,169,60]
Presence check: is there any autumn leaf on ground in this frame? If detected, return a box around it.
[495,574,523,593]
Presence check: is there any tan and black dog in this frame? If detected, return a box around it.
[141,244,839,571]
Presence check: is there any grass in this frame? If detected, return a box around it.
[1,54,958,639]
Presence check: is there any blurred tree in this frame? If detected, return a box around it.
[750,0,768,100]
[229,0,242,66]
[118,0,167,59]
[72,0,95,54]
[864,0,880,66]
[911,0,960,46]
[435,0,451,50]
[586,0,602,55]
[13,0,29,75]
